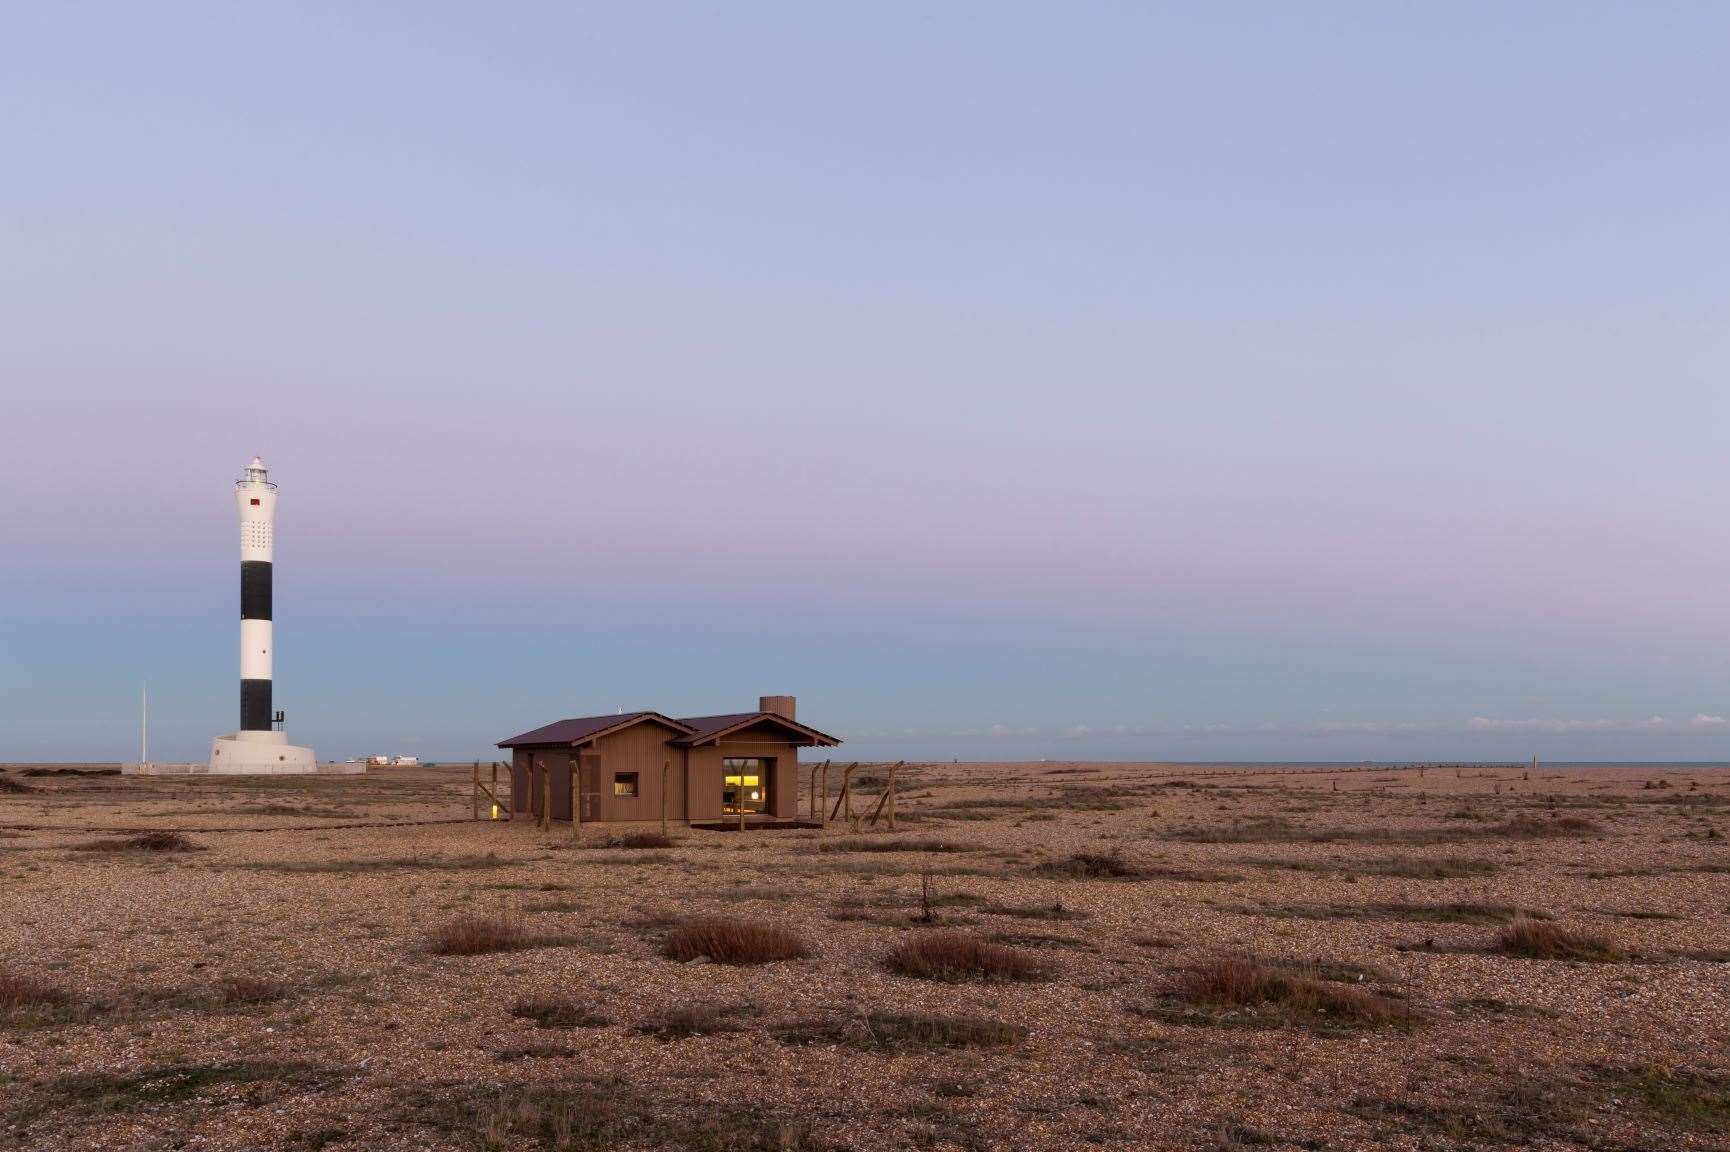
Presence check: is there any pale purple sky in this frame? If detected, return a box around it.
[3,4,1728,761]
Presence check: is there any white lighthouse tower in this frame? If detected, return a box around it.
[208,456,318,774]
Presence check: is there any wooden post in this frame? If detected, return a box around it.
[887,761,898,831]
[866,763,902,827]
[539,759,551,832]
[570,760,580,844]
[820,760,829,828]
[493,762,501,818]
[661,760,669,839]
[472,760,480,821]
[866,787,890,826]
[739,763,747,832]
[808,763,819,822]
[829,763,856,823]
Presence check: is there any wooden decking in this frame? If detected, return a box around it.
[689,818,823,832]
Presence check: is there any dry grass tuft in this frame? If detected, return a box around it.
[74,830,201,853]
[510,994,611,1029]
[0,970,76,1014]
[883,929,1047,983]
[635,1004,741,1040]
[819,836,979,854]
[775,1010,1026,1050]
[1173,954,1408,1027]
[1491,814,1598,837]
[428,914,525,956]
[0,774,32,793]
[1036,849,1143,878]
[1495,918,1625,962]
[219,975,292,1006]
[425,912,571,957]
[661,917,809,965]
[595,832,676,850]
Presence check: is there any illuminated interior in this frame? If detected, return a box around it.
[722,757,771,815]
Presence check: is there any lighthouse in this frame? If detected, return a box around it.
[208,456,318,773]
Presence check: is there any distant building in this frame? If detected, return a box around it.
[496,696,840,825]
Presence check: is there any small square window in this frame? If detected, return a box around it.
[613,772,639,797]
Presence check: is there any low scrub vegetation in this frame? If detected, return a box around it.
[592,832,676,850]
[438,1083,822,1152]
[818,836,979,854]
[218,975,292,1006]
[1163,954,1411,1030]
[425,913,571,957]
[983,901,1088,921]
[775,1010,1026,1050]
[17,1061,328,1121]
[1490,815,1598,837]
[1495,918,1625,962]
[634,1004,741,1040]
[1251,856,1501,879]
[73,831,201,853]
[883,929,1047,983]
[250,853,509,874]
[1601,1065,1730,1136]
[510,994,611,1029]
[0,971,74,1012]
[0,970,84,1027]
[1035,849,1143,878]
[661,917,809,965]
[1250,901,1546,925]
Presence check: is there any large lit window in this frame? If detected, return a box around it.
[613,772,639,798]
[722,758,772,815]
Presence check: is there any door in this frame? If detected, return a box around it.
[551,753,573,821]
[578,753,602,820]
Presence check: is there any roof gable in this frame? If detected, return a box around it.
[497,711,696,748]
[673,712,841,747]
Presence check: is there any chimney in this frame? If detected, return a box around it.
[759,695,796,721]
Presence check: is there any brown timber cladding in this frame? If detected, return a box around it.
[514,730,798,821]
[503,704,839,825]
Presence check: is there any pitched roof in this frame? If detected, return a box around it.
[497,709,841,749]
[496,711,695,748]
[673,712,842,747]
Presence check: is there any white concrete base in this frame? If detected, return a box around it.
[207,729,321,775]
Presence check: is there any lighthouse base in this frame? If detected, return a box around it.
[207,730,321,775]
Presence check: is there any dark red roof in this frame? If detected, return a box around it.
[674,712,841,747]
[674,713,761,742]
[496,711,694,748]
[498,709,841,748]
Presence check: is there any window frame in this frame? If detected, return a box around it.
[721,757,773,814]
[613,771,640,798]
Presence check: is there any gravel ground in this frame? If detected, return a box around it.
[1,760,1726,1151]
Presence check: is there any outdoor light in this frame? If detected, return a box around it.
[490,804,500,820]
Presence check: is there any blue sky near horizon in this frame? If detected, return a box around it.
[3,4,1729,762]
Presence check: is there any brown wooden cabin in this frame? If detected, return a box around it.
[496,695,840,826]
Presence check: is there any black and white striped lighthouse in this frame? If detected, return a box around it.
[208,456,317,773]
[237,456,276,732]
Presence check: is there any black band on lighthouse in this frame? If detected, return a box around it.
[241,679,272,731]
[241,561,272,620]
